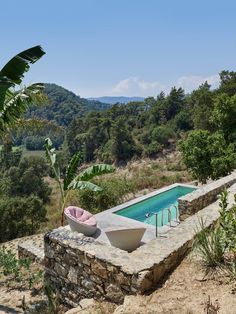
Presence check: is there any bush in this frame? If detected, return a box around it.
[78,178,132,213]
[0,196,47,242]
[1,156,51,203]
[194,190,236,273]
[0,246,42,288]
[194,219,225,267]
[180,130,235,183]
[151,126,175,146]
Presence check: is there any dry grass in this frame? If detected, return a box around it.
[40,152,192,232]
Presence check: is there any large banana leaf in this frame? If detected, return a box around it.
[0,45,45,110]
[78,164,114,181]
[44,137,57,168]
[0,45,45,85]
[64,152,82,190]
[67,180,102,192]
[0,84,45,132]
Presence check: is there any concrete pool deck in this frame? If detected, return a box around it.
[93,183,196,244]
[43,182,236,306]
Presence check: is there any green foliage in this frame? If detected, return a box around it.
[0,149,22,172]
[1,156,51,203]
[194,190,236,274]
[151,126,175,145]
[44,137,114,225]
[78,178,130,213]
[180,130,211,183]
[218,70,236,96]
[26,83,111,126]
[22,282,60,314]
[210,93,236,141]
[0,246,42,289]
[143,141,162,158]
[65,86,187,164]
[190,82,214,130]
[0,196,46,242]
[63,152,82,190]
[218,191,236,252]
[180,130,235,183]
[110,118,137,163]
[194,219,225,267]
[0,46,45,133]
[0,152,50,241]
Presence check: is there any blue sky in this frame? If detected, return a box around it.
[1,0,236,97]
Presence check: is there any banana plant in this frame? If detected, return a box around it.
[44,138,114,225]
[0,45,46,133]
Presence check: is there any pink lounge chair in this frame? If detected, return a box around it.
[64,206,97,236]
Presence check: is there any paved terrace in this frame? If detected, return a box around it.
[94,183,194,244]
[43,181,236,306]
[17,172,236,306]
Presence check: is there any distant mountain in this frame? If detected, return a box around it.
[88,96,145,104]
[26,84,112,126]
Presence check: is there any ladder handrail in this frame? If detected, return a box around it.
[145,204,180,236]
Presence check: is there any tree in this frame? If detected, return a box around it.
[0,195,46,242]
[210,93,236,141]
[44,138,114,225]
[165,87,185,121]
[0,46,45,133]
[190,82,214,130]
[151,126,175,146]
[180,130,235,183]
[1,156,51,203]
[110,118,137,163]
[219,70,236,96]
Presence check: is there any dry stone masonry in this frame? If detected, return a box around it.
[44,182,236,307]
[178,171,236,220]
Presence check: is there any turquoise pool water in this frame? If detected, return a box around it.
[115,185,196,227]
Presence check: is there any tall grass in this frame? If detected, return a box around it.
[41,155,192,230]
[193,190,236,278]
[193,219,225,268]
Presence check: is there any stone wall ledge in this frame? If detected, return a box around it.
[179,171,236,219]
[44,182,236,305]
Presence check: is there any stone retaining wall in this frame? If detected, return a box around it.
[178,171,236,220]
[18,240,44,264]
[43,183,236,308]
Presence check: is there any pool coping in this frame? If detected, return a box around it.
[101,183,197,215]
[94,183,198,244]
[44,183,236,306]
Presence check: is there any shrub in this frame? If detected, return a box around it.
[151,126,175,146]
[0,196,47,242]
[194,219,225,267]
[193,190,236,273]
[0,246,42,288]
[78,178,131,213]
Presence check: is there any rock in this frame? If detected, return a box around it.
[68,266,78,284]
[79,298,97,308]
[81,279,95,290]
[54,262,68,278]
[65,307,82,314]
[64,299,117,314]
[106,284,124,303]
[91,260,108,279]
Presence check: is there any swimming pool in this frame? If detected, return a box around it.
[115,185,196,227]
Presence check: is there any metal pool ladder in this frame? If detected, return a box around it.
[146,205,180,238]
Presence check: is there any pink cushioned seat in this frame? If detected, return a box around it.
[64,206,98,236]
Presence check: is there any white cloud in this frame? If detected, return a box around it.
[176,74,220,93]
[80,74,220,97]
[111,77,166,97]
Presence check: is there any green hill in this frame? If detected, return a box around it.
[25,83,112,126]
